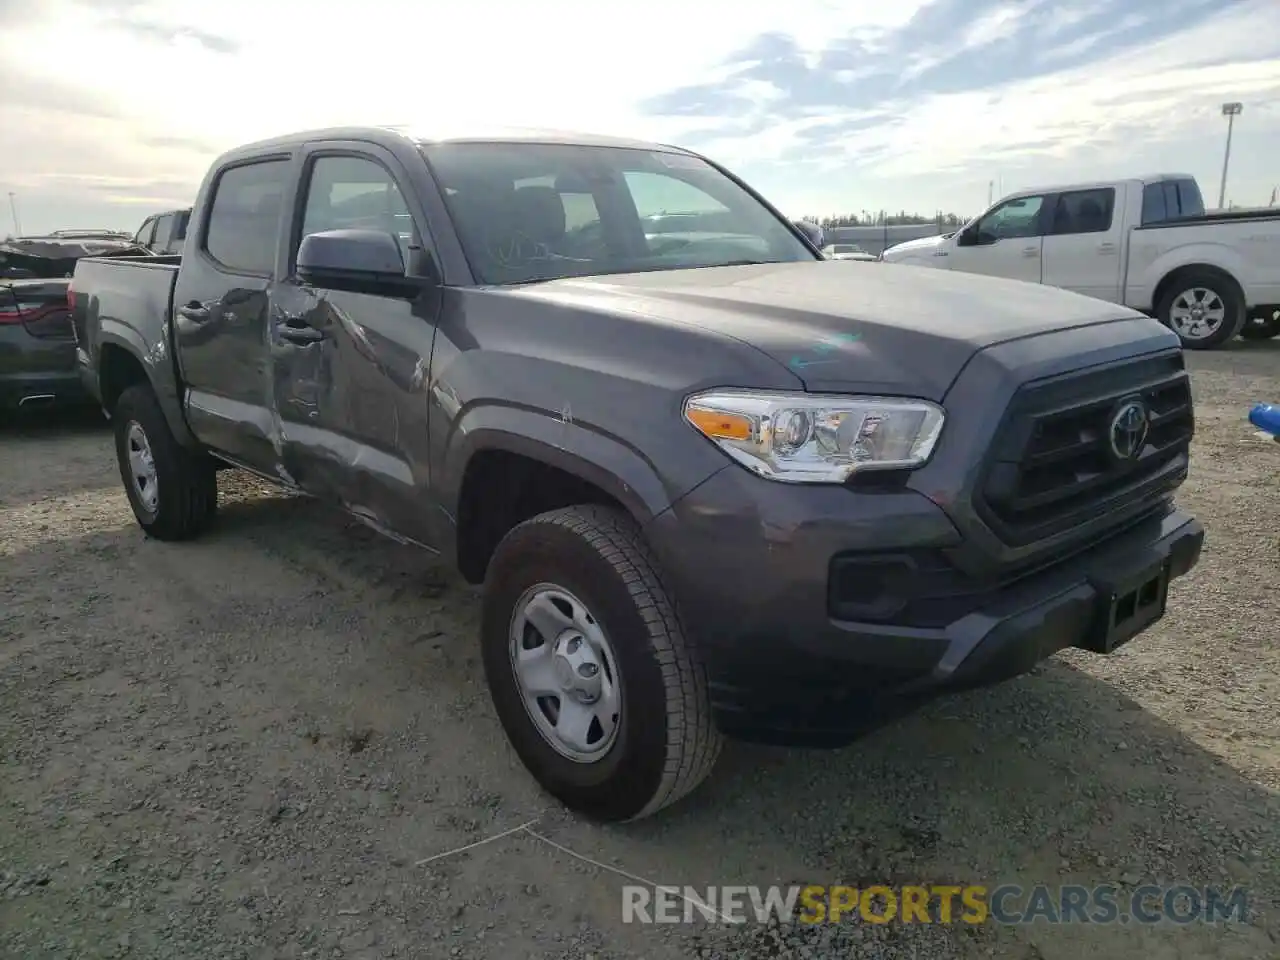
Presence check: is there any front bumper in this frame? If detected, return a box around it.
[645,466,1204,746]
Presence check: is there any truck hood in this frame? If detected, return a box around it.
[506,261,1151,400]
[881,234,948,259]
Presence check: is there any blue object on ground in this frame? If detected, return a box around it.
[1249,403,1280,438]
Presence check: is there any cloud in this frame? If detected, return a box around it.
[644,0,1280,212]
[109,18,240,54]
[0,0,1278,233]
[0,62,122,121]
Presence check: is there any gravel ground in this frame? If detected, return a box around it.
[1,342,1278,960]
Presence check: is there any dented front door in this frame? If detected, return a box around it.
[269,145,442,549]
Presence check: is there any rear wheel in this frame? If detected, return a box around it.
[480,504,721,822]
[114,384,217,540]
[1156,271,1244,349]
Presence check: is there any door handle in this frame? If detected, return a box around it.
[1098,242,1117,254]
[1022,246,1040,257]
[933,250,948,257]
[178,303,209,322]
[278,325,324,344]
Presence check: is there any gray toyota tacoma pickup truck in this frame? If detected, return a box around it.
[71,125,1204,822]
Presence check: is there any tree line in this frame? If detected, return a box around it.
[798,211,972,228]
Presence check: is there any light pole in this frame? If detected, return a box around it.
[1218,102,1242,209]
[7,192,20,236]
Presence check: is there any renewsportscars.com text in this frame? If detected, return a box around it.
[621,884,1249,926]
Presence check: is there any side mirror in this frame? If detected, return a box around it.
[793,220,824,250]
[296,229,415,293]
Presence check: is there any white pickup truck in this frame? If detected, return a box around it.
[881,173,1280,349]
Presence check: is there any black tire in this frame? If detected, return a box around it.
[1240,311,1280,341]
[481,504,721,822]
[114,384,217,540]
[1156,271,1245,350]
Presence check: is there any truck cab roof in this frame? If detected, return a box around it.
[217,124,695,166]
[1006,173,1198,198]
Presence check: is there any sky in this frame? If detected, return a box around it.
[1,0,1278,236]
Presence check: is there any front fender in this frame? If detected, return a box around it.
[439,402,678,526]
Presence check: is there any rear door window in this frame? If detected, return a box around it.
[204,159,290,275]
[1049,188,1115,235]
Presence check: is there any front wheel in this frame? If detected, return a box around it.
[480,505,722,822]
[1156,272,1245,350]
[114,384,217,540]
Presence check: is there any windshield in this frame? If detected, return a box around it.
[422,142,817,284]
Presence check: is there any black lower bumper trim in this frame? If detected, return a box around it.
[709,511,1204,746]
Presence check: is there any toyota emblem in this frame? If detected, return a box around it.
[1108,399,1149,461]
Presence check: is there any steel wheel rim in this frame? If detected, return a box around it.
[508,583,622,763]
[125,421,159,514]
[1168,287,1227,341]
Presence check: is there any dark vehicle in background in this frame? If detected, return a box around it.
[132,208,191,256]
[0,277,84,411]
[74,125,1202,821]
[0,236,151,413]
[0,210,188,414]
[0,235,145,280]
[50,229,134,242]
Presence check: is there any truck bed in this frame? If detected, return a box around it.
[71,254,180,352]
[1138,207,1280,230]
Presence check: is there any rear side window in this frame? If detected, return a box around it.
[1171,179,1204,217]
[1141,179,1205,225]
[1049,188,1115,235]
[1141,184,1167,224]
[204,159,290,274]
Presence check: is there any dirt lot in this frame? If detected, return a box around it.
[2,343,1278,960]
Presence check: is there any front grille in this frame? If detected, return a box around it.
[977,350,1193,546]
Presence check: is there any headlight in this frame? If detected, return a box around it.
[683,390,944,483]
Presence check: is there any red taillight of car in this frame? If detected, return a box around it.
[0,289,20,325]
[67,285,76,311]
